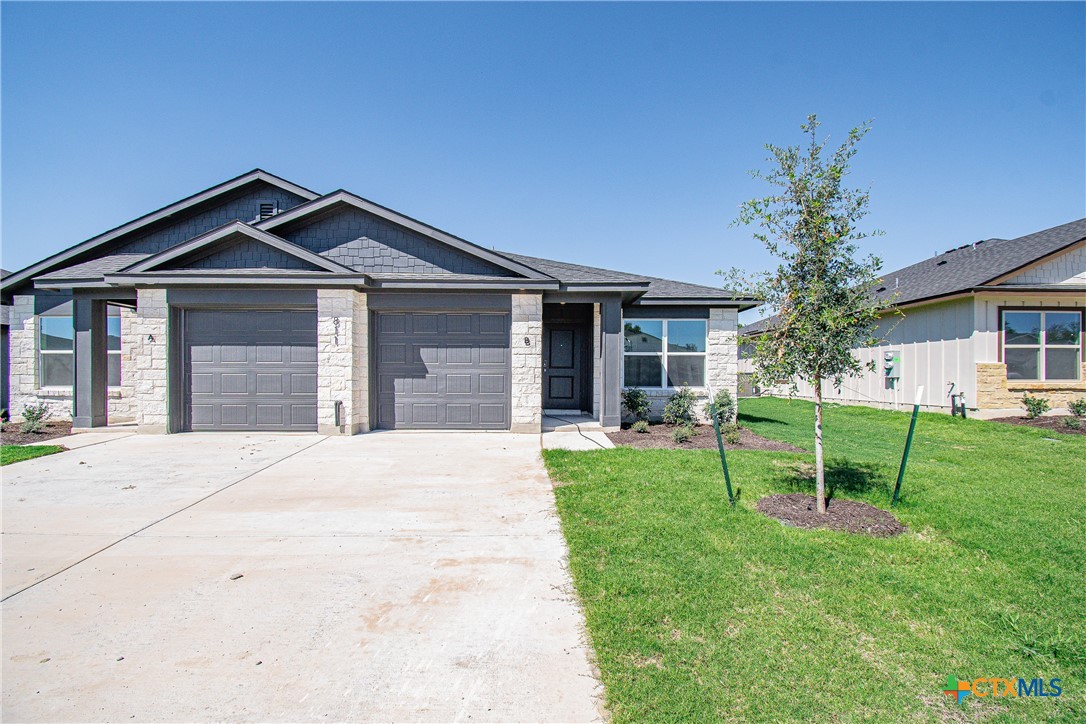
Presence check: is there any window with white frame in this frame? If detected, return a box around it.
[38,304,123,389]
[623,319,707,388]
[1002,309,1082,381]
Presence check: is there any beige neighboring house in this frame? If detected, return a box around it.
[741,218,1086,418]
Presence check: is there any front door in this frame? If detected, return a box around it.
[543,324,583,410]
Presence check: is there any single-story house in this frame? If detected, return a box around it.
[741,218,1086,417]
[1,170,756,434]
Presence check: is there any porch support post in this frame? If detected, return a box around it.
[600,296,622,430]
[72,295,109,428]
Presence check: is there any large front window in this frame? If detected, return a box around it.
[1002,309,1082,381]
[623,319,706,388]
[38,304,123,389]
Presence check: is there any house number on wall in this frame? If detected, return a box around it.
[333,317,340,345]
[524,336,531,347]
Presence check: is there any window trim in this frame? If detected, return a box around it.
[999,306,1084,382]
[37,306,124,391]
[622,318,708,389]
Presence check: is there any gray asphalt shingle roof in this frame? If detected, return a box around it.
[495,250,745,300]
[742,217,1086,335]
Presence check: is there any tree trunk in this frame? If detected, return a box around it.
[813,378,826,514]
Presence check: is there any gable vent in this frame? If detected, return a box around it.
[257,201,279,221]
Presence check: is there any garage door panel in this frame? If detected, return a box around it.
[376,311,510,430]
[185,310,317,431]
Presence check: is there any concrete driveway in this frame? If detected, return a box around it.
[2,432,602,722]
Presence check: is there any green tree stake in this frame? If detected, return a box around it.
[709,400,736,507]
[892,386,924,507]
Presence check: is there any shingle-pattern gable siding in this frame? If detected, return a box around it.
[177,238,320,271]
[112,185,310,256]
[283,208,514,276]
[1002,244,1086,286]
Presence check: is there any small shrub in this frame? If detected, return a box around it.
[20,402,50,434]
[1068,398,1086,418]
[1063,417,1081,430]
[621,388,651,422]
[1022,393,1050,419]
[671,424,696,444]
[703,389,737,426]
[631,419,650,434]
[722,423,742,445]
[663,387,699,426]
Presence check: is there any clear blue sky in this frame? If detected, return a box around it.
[3,2,1083,322]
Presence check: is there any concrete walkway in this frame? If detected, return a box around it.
[2,432,603,722]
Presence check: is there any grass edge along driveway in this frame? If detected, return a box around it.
[544,397,1085,722]
[1,444,64,466]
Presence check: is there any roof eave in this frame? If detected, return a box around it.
[1,169,321,292]
[102,272,370,286]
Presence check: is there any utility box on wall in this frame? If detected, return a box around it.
[883,350,901,382]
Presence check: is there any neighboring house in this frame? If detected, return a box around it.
[0,170,756,434]
[741,219,1086,416]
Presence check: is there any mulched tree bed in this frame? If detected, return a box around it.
[607,423,806,452]
[988,415,1086,436]
[756,493,905,537]
[0,420,74,446]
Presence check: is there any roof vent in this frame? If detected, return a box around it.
[257,201,279,221]
[936,260,948,266]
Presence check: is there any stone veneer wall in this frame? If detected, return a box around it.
[316,289,369,435]
[109,306,138,421]
[511,293,543,433]
[131,289,169,433]
[5,294,135,422]
[975,362,1086,410]
[6,296,70,420]
[633,308,740,422]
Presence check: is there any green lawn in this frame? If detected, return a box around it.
[544,397,1085,722]
[1,444,65,466]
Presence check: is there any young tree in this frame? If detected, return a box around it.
[724,115,893,513]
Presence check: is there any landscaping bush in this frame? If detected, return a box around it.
[671,423,696,444]
[703,389,737,426]
[631,419,650,434]
[722,423,742,445]
[663,387,699,426]
[1063,417,1081,430]
[621,388,651,422]
[20,403,50,434]
[1069,398,1086,418]
[1022,393,1050,419]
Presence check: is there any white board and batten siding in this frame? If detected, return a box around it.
[771,298,977,411]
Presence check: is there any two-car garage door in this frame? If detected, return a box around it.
[182,308,512,431]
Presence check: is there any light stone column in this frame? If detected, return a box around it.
[707,307,739,407]
[317,289,369,435]
[510,293,543,433]
[132,288,169,433]
[7,295,72,420]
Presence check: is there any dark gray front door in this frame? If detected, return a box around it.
[376,311,510,429]
[184,309,317,431]
[543,324,584,410]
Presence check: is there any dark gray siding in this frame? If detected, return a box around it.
[113,184,310,256]
[283,208,514,276]
[178,237,320,270]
